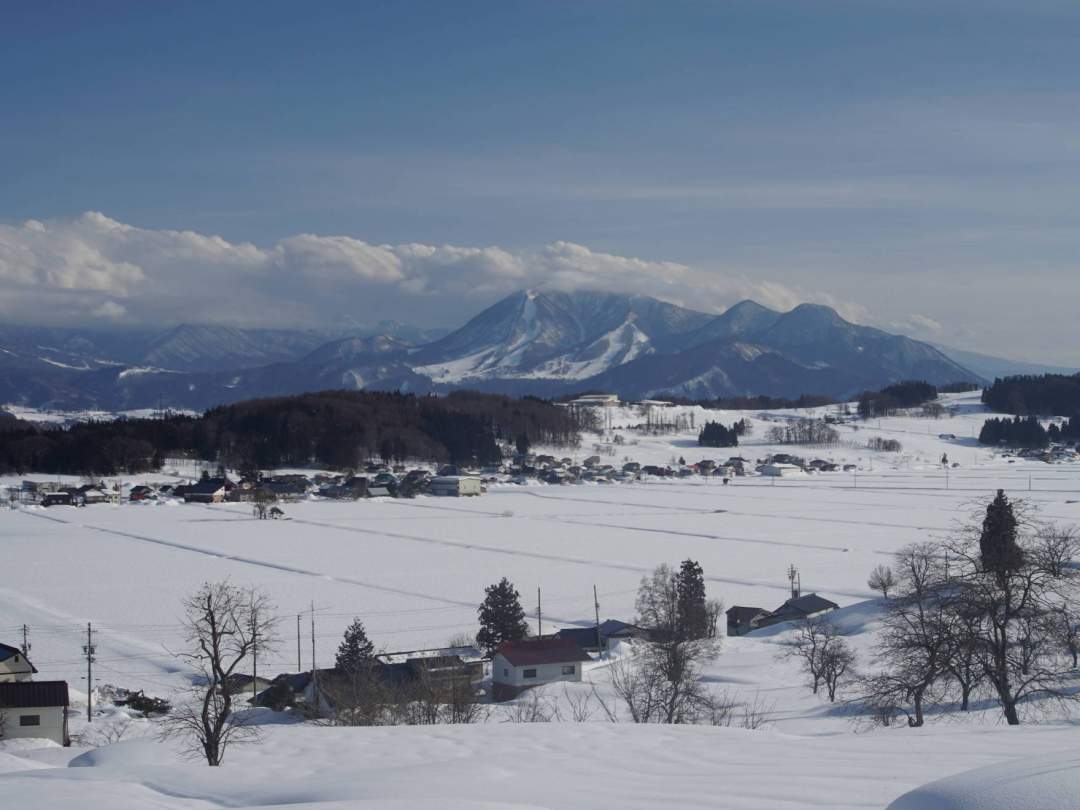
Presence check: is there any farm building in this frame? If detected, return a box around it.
[492,637,592,701]
[761,463,804,477]
[0,681,70,746]
[429,476,482,497]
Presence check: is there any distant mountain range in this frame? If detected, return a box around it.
[0,289,1022,411]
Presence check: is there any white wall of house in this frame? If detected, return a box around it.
[762,463,803,477]
[0,654,34,682]
[430,477,482,497]
[492,654,584,689]
[0,705,67,746]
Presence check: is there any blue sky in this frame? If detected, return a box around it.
[2,1,1080,363]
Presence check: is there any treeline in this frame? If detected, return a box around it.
[766,418,839,446]
[0,390,583,475]
[857,380,939,418]
[982,373,1080,416]
[668,393,835,411]
[697,419,749,448]
[978,414,1080,448]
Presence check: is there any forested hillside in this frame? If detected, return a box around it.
[0,390,582,475]
[982,373,1080,415]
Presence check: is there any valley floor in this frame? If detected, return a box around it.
[3,393,1080,807]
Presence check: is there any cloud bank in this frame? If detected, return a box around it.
[0,212,885,332]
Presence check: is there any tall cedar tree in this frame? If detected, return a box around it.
[477,577,529,655]
[335,618,375,675]
[675,559,709,640]
[980,490,1024,576]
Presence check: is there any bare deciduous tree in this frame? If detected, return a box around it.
[163,581,277,765]
[783,616,855,702]
[499,689,558,723]
[609,638,720,723]
[863,544,950,725]
[946,512,1080,725]
[635,564,679,636]
[867,564,896,599]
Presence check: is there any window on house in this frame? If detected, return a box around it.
[20,715,41,726]
[561,665,576,675]
[503,668,508,676]
[523,668,537,679]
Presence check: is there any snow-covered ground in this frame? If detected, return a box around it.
[3,392,1080,807]
[4,722,1080,810]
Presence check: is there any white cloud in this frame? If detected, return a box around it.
[0,212,871,331]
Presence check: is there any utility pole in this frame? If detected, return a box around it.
[82,623,96,723]
[20,624,30,657]
[296,613,302,671]
[593,585,602,659]
[787,565,799,600]
[536,588,543,637]
[251,604,258,704]
[310,602,318,709]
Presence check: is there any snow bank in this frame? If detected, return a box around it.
[888,752,1080,810]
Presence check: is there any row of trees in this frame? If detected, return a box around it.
[766,418,839,446]
[857,381,939,419]
[666,393,836,411]
[787,491,1080,728]
[867,436,903,452]
[982,373,1080,416]
[978,415,1050,448]
[0,390,584,475]
[696,419,749,448]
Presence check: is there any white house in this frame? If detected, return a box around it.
[429,476,483,497]
[0,643,36,682]
[0,681,70,746]
[761,463,803,477]
[492,637,592,701]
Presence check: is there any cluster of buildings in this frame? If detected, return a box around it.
[757,453,857,477]
[725,592,840,637]
[12,466,487,510]
[0,643,69,747]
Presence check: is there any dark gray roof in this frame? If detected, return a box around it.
[0,680,69,708]
[188,479,227,495]
[726,606,769,622]
[771,593,839,619]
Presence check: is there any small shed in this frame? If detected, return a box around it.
[761,463,803,477]
[725,606,770,637]
[0,681,70,746]
[429,476,482,497]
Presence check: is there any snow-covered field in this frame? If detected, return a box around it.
[3,392,1080,808]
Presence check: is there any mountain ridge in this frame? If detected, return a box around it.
[0,289,987,410]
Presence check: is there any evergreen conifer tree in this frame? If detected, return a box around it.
[980,490,1024,576]
[336,617,375,675]
[675,559,708,640]
[477,577,529,655]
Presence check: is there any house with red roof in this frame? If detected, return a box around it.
[492,637,592,702]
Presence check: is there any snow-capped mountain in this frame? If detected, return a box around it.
[0,289,988,410]
[411,289,712,382]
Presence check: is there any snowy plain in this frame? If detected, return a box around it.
[3,392,1080,808]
